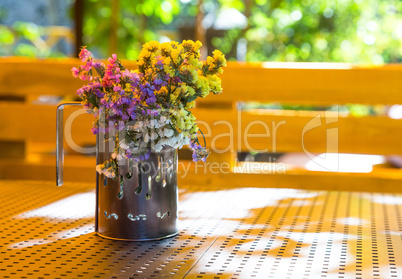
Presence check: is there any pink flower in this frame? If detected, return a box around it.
[108,54,117,64]
[79,73,92,81]
[71,67,80,78]
[82,61,93,71]
[79,47,92,62]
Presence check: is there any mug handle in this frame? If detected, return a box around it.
[56,102,82,186]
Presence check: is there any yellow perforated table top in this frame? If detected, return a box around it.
[0,180,401,278]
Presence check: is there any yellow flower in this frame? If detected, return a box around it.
[179,65,198,83]
[144,41,159,52]
[213,49,225,62]
[160,42,172,56]
[179,108,188,117]
[182,40,203,54]
[190,123,198,134]
[163,63,175,77]
[194,41,202,51]
[171,48,182,64]
[125,84,132,92]
[196,76,210,98]
[185,101,196,109]
[208,75,222,94]
[156,87,168,95]
[188,57,202,68]
[186,86,195,96]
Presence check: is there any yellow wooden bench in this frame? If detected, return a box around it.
[0,58,401,192]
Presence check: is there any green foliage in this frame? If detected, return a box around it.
[83,0,180,58]
[212,0,402,63]
[1,0,401,64]
[83,0,402,64]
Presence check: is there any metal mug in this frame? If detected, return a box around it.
[56,103,179,241]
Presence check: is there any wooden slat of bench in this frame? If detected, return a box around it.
[199,63,402,105]
[194,109,402,155]
[1,59,402,105]
[1,104,402,155]
[0,103,94,143]
[0,155,401,193]
[0,58,136,97]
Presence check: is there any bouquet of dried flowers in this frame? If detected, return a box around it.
[72,40,226,179]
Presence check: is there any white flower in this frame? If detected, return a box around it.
[120,140,129,149]
[150,131,158,140]
[153,142,163,152]
[164,129,174,138]
[183,136,191,145]
[111,153,117,159]
[144,132,150,143]
[150,119,157,127]
[132,121,144,131]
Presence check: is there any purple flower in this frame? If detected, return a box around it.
[93,62,103,69]
[146,109,158,116]
[125,149,132,158]
[94,89,104,98]
[100,98,108,106]
[172,76,182,83]
[117,121,125,131]
[127,104,138,120]
[146,96,157,105]
[155,55,164,66]
[111,107,123,116]
[91,126,99,134]
[117,97,130,106]
[154,78,163,85]
[144,151,150,160]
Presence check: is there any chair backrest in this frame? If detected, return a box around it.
[0,58,401,192]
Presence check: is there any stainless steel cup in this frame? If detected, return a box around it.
[56,103,179,241]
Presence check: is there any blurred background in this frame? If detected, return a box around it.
[1,0,401,186]
[1,0,401,63]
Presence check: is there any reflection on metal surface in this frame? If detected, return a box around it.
[1,180,402,278]
[117,175,124,199]
[127,214,147,221]
[104,211,118,220]
[145,175,152,199]
[156,211,170,219]
[134,163,142,195]
[97,144,178,240]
